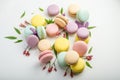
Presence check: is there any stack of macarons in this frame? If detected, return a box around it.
[21,3,94,76]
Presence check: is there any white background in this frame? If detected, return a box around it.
[0,0,120,80]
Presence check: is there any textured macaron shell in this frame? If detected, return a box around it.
[68,4,80,17]
[46,23,59,37]
[37,26,47,39]
[66,21,78,34]
[54,37,70,53]
[26,35,39,48]
[38,39,51,51]
[76,10,89,22]
[70,58,85,73]
[54,15,68,28]
[73,41,88,57]
[31,15,46,27]
[75,35,90,44]
[47,4,59,16]
[24,25,35,37]
[57,52,67,67]
[39,50,53,64]
[77,27,89,39]
[65,50,79,65]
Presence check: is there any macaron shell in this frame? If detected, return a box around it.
[76,10,89,22]
[66,21,78,34]
[37,26,47,39]
[77,27,89,39]
[70,58,85,73]
[54,37,70,53]
[75,35,90,44]
[68,4,80,17]
[31,15,46,27]
[47,4,59,16]
[38,39,51,51]
[73,41,88,57]
[57,52,67,67]
[65,50,79,65]
[39,53,53,64]
[26,35,39,48]
[46,23,59,37]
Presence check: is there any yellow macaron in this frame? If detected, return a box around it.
[54,37,70,53]
[75,34,90,44]
[31,14,46,27]
[70,58,85,73]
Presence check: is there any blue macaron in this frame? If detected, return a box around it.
[57,52,67,68]
[24,25,36,37]
[76,9,89,22]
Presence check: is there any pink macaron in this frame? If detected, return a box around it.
[77,27,89,39]
[73,41,88,57]
[39,50,53,64]
[46,23,59,37]
[26,35,39,48]
[47,4,59,16]
[66,21,78,34]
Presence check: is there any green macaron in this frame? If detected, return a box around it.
[37,26,47,39]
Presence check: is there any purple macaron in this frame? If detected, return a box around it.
[66,21,78,34]
[77,27,89,39]
[26,35,39,48]
[47,4,59,16]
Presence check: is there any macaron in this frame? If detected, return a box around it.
[73,41,88,57]
[76,9,89,22]
[24,25,36,37]
[39,50,53,64]
[26,35,39,48]
[77,27,89,39]
[66,21,78,34]
[75,35,90,44]
[68,4,80,17]
[54,15,68,28]
[31,15,46,27]
[46,23,59,37]
[37,26,47,39]
[54,37,70,53]
[65,50,79,65]
[47,4,59,16]
[57,52,67,67]
[70,58,85,73]
[38,39,51,51]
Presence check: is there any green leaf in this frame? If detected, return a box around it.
[60,8,63,14]
[86,61,92,68]
[88,26,96,29]
[89,31,91,37]
[65,32,69,40]
[39,8,44,12]
[88,47,93,54]
[45,18,54,24]
[52,44,57,58]
[14,40,23,43]
[20,11,25,18]
[5,36,17,40]
[14,27,21,34]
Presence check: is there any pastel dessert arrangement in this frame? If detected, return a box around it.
[5,3,96,78]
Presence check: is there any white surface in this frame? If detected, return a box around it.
[0,0,120,80]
